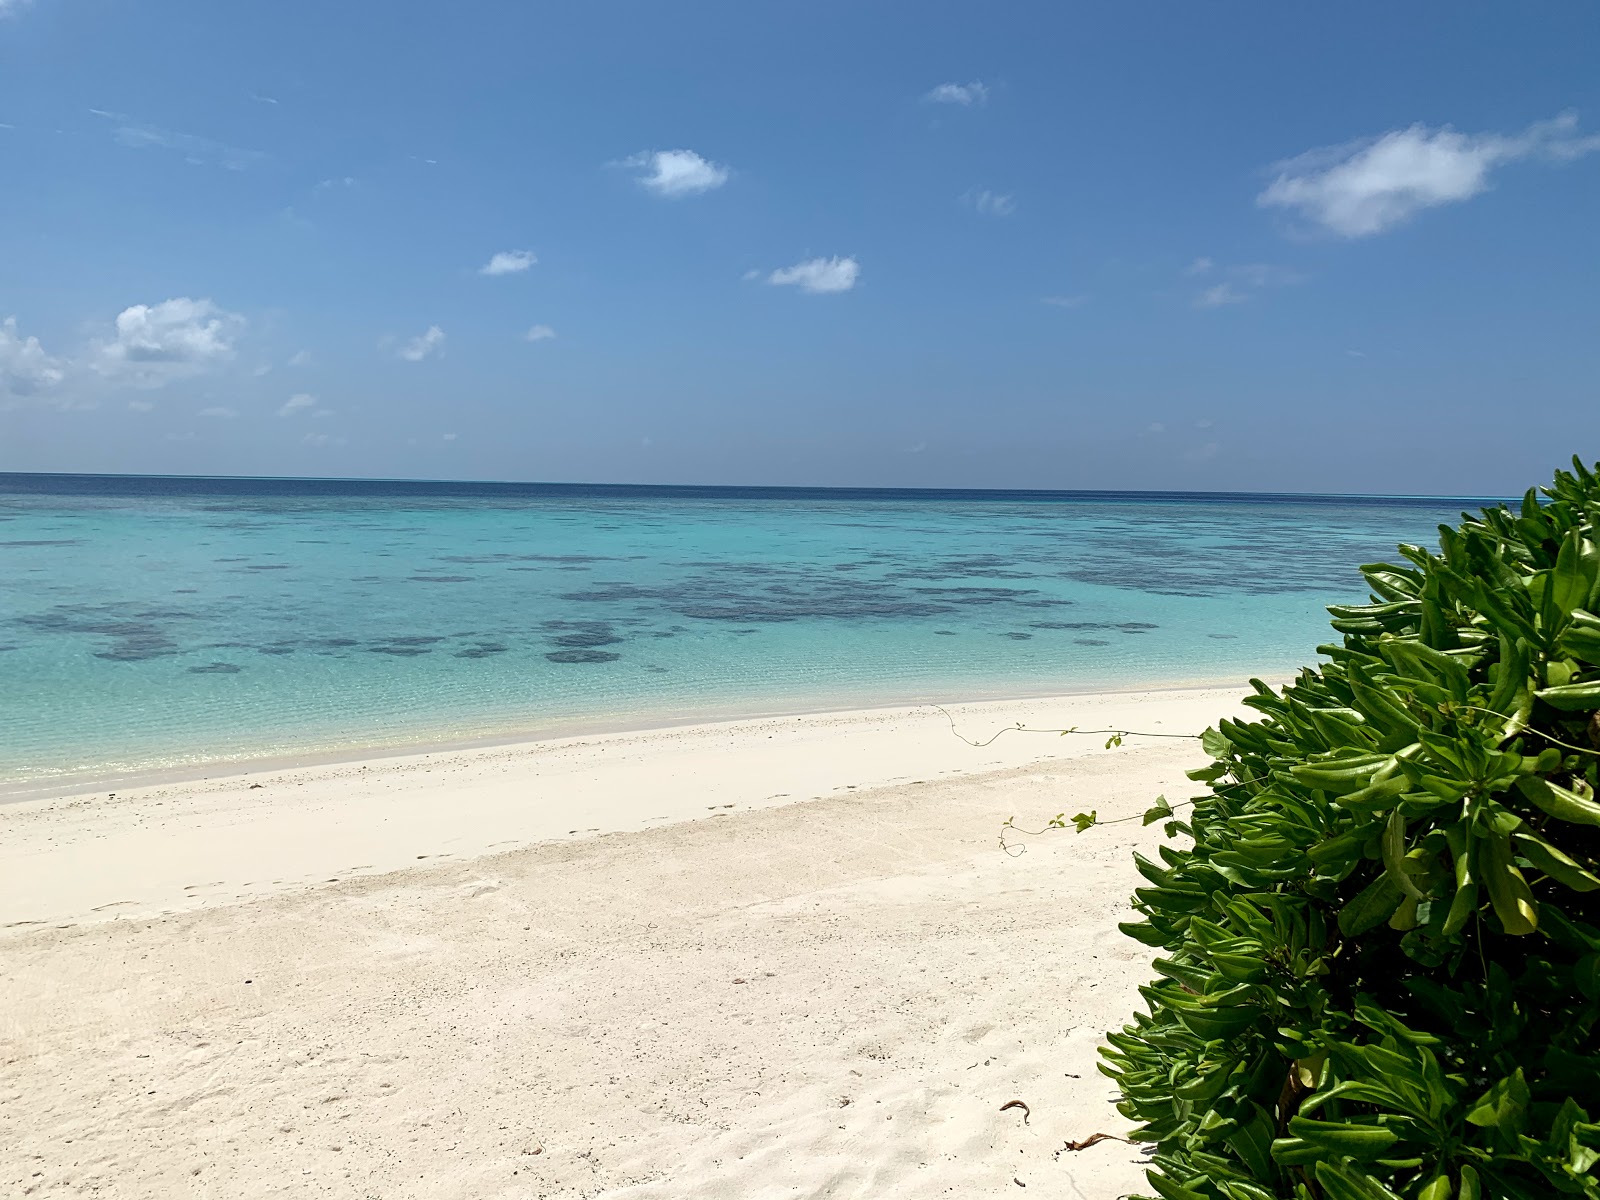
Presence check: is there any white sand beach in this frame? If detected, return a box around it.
[2,685,1254,1198]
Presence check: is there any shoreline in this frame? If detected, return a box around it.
[0,684,1258,932]
[0,671,1285,805]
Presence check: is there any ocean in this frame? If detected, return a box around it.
[0,473,1489,792]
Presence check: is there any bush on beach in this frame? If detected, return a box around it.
[1102,459,1600,1200]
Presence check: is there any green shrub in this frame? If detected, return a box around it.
[1102,459,1600,1200]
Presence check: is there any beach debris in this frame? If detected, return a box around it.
[1014,1180,1026,1188]
[732,978,747,984]
[1055,1132,1128,1156]
[999,1099,1030,1125]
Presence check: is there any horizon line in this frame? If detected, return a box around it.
[0,468,1512,504]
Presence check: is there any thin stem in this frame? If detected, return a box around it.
[930,704,1202,749]
[1453,704,1600,758]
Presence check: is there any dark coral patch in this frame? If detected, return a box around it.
[545,649,621,664]
[454,643,509,658]
[188,662,243,674]
[550,631,623,648]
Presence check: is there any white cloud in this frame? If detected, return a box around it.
[1184,257,1214,276]
[313,176,355,192]
[965,189,1015,216]
[0,317,66,404]
[1195,282,1246,308]
[1041,294,1087,308]
[91,298,244,387]
[480,249,537,276]
[1,0,34,17]
[925,81,988,106]
[398,325,445,362]
[524,324,556,342]
[767,256,860,295]
[279,392,316,416]
[442,432,458,442]
[1346,349,1367,358]
[287,349,312,367]
[303,432,346,447]
[89,108,265,171]
[1192,263,1302,308]
[622,149,730,197]
[128,399,155,412]
[1259,111,1600,237]
[252,363,272,377]
[198,405,237,419]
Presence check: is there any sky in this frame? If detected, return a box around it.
[1,1,1597,494]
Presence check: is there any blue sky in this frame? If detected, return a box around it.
[1,1,1597,493]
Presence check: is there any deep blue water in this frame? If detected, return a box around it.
[0,473,1493,790]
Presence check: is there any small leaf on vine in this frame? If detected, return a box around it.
[1105,733,1124,749]
[1142,796,1173,826]
[1071,811,1098,833]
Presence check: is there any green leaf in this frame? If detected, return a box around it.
[1466,1068,1531,1139]
[1382,808,1428,900]
[1201,726,1232,759]
[1515,775,1600,826]
[1282,1116,1401,1161]
[1514,829,1600,892]
[1312,1159,1406,1200]
[1070,810,1097,833]
[1534,678,1600,711]
[1143,795,1174,826]
[1144,1170,1207,1200]
[1482,832,1538,935]
[1576,953,1600,1000]
[1338,871,1405,937]
[1550,530,1595,618]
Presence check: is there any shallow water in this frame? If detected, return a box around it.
[0,474,1486,788]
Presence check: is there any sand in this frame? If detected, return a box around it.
[1,685,1254,1199]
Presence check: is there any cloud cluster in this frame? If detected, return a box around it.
[1259,111,1600,237]
[398,325,446,362]
[622,149,730,197]
[767,256,860,295]
[91,298,245,386]
[965,189,1015,216]
[479,249,536,276]
[925,81,988,106]
[89,108,265,171]
[1189,261,1302,308]
[524,324,556,342]
[0,317,67,404]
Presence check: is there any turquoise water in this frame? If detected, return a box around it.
[0,475,1484,790]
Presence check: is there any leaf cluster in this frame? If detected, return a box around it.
[1102,459,1600,1200]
